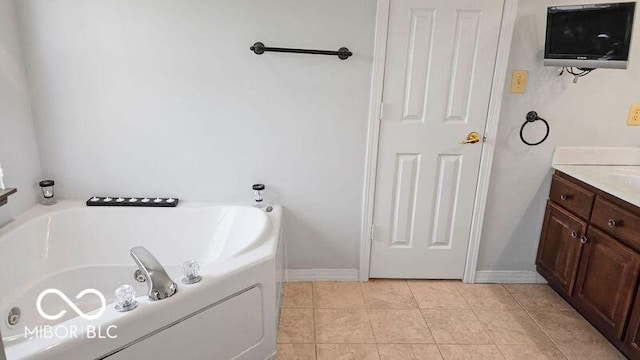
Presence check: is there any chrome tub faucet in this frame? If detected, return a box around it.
[130,247,178,301]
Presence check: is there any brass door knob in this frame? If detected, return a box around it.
[460,132,481,144]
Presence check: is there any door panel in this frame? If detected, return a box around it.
[446,10,480,123]
[389,153,421,247]
[400,9,435,122]
[430,154,462,248]
[370,0,504,278]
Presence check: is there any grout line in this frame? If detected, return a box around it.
[401,279,420,309]
[492,344,508,360]
[360,282,379,345]
[436,344,507,360]
[375,344,382,359]
[434,344,445,360]
[407,280,474,310]
[501,284,569,360]
[464,306,510,360]
[362,282,384,359]
[469,301,499,347]
[491,342,509,360]
[406,280,445,359]
[357,278,367,308]
[311,281,317,359]
[457,286,472,310]
[406,279,419,307]
[520,307,569,360]
[416,302,438,347]
[467,284,537,355]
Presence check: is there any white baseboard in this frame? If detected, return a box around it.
[286,269,359,282]
[474,271,547,284]
[285,269,545,283]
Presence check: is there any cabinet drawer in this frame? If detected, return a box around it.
[592,197,640,253]
[550,175,595,220]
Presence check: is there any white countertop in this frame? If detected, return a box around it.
[552,147,640,208]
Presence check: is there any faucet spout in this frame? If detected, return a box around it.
[130,247,178,301]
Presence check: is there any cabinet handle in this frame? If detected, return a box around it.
[571,231,579,239]
[608,219,617,228]
[560,194,572,201]
[580,235,589,244]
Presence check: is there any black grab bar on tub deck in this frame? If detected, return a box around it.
[249,42,353,60]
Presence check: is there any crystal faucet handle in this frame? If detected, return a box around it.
[182,259,202,284]
[114,284,138,312]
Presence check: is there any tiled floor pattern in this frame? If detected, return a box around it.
[277,280,626,360]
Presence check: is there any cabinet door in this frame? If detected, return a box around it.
[574,227,640,341]
[624,287,640,358]
[536,201,587,296]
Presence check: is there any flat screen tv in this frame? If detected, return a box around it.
[544,2,636,69]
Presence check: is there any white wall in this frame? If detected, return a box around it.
[0,0,42,226]
[15,0,639,275]
[15,0,376,270]
[478,0,640,271]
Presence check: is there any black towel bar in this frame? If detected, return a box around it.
[249,42,352,60]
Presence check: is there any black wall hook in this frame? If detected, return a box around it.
[520,111,550,146]
[250,42,353,60]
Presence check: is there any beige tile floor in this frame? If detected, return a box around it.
[277,280,626,360]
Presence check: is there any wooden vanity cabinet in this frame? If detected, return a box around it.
[537,171,640,358]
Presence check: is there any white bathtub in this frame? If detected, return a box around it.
[0,201,284,360]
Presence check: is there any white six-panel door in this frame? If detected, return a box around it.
[370,0,504,278]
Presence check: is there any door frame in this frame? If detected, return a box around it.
[359,0,519,282]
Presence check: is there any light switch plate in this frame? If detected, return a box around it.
[510,70,528,94]
[628,104,640,126]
